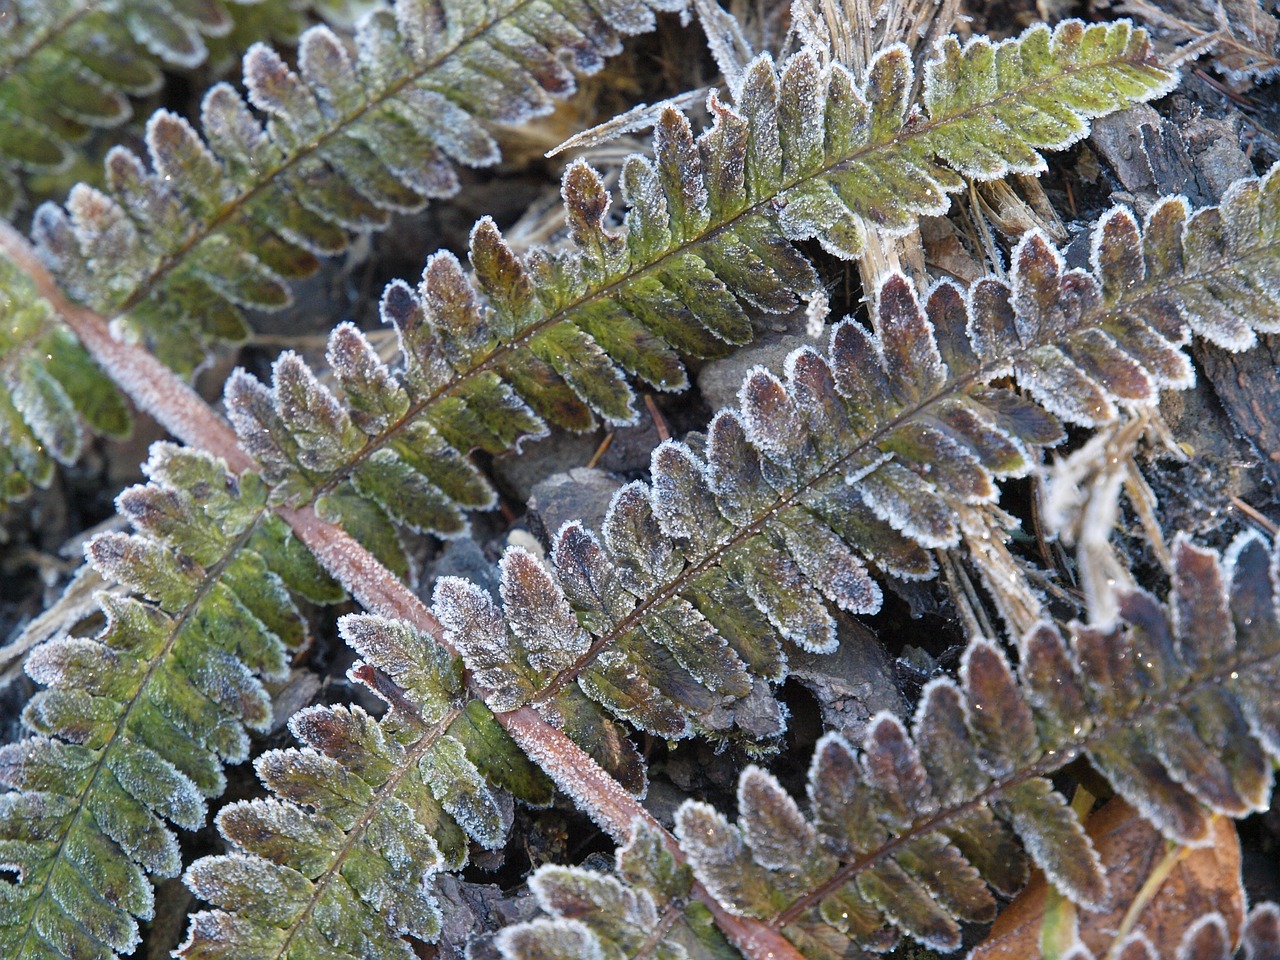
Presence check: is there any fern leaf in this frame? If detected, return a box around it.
[430,165,1280,760]
[0,253,130,501]
[219,20,1174,561]
[177,613,553,960]
[0,0,302,217]
[672,531,1280,955]
[30,0,683,372]
[1245,903,1280,958]
[493,819,738,960]
[0,444,337,959]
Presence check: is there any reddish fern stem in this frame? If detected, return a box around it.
[0,221,252,473]
[0,225,803,960]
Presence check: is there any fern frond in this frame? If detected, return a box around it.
[0,0,291,217]
[0,253,130,501]
[176,613,553,960]
[496,868,1280,960]
[221,19,1174,552]
[0,444,338,960]
[493,819,738,960]
[431,165,1280,754]
[672,531,1280,955]
[30,0,684,372]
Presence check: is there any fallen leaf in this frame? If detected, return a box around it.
[971,795,1244,960]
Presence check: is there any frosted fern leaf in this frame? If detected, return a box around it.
[676,532,1280,956]
[0,254,130,502]
[431,166,1280,775]
[177,613,553,960]
[201,17,1177,567]
[0,0,296,216]
[0,445,339,960]
[29,0,683,372]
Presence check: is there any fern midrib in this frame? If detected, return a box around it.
[633,900,687,960]
[527,241,1280,704]
[0,1,103,86]
[265,695,462,960]
[529,358,988,703]
[769,640,1280,928]
[9,507,268,957]
[301,40,1170,503]
[107,0,546,320]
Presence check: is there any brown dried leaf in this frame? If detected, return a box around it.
[971,796,1244,960]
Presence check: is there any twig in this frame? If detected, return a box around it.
[0,224,803,960]
[585,431,615,468]
[644,394,671,441]
[1230,496,1279,536]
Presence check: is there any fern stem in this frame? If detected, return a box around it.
[0,221,252,472]
[0,223,802,960]
[632,901,687,960]
[278,504,436,622]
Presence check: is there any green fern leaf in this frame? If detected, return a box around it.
[0,0,307,217]
[30,0,683,372]
[217,19,1175,565]
[673,530,1280,955]
[0,444,336,959]
[177,613,553,960]
[431,164,1280,763]
[0,253,130,502]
